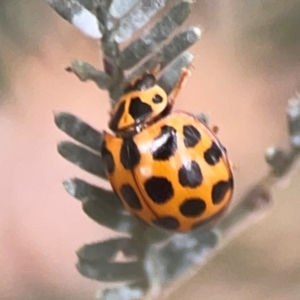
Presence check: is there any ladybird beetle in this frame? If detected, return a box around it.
[101,69,233,232]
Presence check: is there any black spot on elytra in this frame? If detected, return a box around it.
[120,137,141,170]
[120,184,142,210]
[144,177,174,204]
[129,97,153,122]
[152,216,180,230]
[191,206,227,230]
[151,126,177,160]
[204,142,223,165]
[178,161,203,188]
[180,198,206,217]
[109,101,126,131]
[183,125,201,147]
[152,94,163,103]
[101,141,115,174]
[212,180,231,204]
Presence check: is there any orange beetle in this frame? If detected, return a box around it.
[101,70,233,232]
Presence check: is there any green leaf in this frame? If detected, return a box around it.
[55,112,103,152]
[82,193,140,233]
[63,178,122,211]
[77,259,144,282]
[63,178,139,233]
[120,2,191,70]
[58,141,107,179]
[112,0,167,42]
[69,61,113,90]
[77,238,139,261]
[127,27,201,83]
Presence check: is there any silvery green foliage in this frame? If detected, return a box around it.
[48,0,199,103]
[50,1,300,299]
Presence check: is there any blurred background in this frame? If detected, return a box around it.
[1,0,300,299]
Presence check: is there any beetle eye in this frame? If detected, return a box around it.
[152,94,163,103]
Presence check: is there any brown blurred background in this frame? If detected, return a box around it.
[1,0,300,299]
